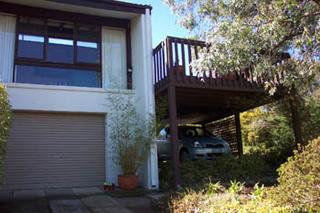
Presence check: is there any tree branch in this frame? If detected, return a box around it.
[312,0,320,6]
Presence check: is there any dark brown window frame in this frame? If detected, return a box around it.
[15,16,102,70]
[0,1,133,89]
[14,16,103,87]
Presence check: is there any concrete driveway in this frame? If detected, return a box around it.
[0,187,157,213]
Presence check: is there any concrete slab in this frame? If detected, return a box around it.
[91,207,132,213]
[0,190,13,202]
[114,197,152,208]
[114,197,154,213]
[73,187,103,196]
[147,193,168,201]
[12,198,50,213]
[46,188,75,198]
[81,195,119,208]
[14,189,45,201]
[50,199,89,213]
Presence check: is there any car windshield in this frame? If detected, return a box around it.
[159,126,213,139]
[179,127,211,138]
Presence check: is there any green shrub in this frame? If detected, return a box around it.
[205,181,224,195]
[243,112,295,167]
[252,183,266,201]
[301,98,320,142]
[228,180,244,194]
[164,137,320,212]
[168,185,291,213]
[158,161,173,189]
[272,136,320,212]
[0,84,11,183]
[180,154,271,186]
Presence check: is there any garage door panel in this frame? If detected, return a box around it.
[3,112,105,190]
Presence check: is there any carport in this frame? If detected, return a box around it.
[153,37,299,187]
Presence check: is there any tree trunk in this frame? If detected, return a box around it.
[289,90,303,148]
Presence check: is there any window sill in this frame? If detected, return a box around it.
[5,83,134,94]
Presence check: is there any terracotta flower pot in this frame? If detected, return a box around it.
[118,175,139,190]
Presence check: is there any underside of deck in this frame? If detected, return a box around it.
[153,36,276,188]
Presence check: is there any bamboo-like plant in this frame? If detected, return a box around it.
[109,92,155,176]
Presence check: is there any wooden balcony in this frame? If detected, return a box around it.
[153,37,292,188]
[153,37,266,94]
[153,36,272,123]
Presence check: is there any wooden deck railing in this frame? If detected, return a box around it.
[153,36,267,93]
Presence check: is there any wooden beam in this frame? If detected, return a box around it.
[168,85,181,188]
[235,113,243,155]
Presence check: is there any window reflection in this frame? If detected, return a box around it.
[47,20,74,63]
[18,34,44,59]
[15,16,102,88]
[77,41,100,64]
[15,65,101,88]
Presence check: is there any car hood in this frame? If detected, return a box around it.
[189,136,228,146]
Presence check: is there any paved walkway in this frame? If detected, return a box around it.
[0,187,158,213]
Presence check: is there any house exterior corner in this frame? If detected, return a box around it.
[0,0,158,190]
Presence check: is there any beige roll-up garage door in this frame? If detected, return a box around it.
[3,112,105,190]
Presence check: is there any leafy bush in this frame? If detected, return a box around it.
[180,154,271,186]
[301,98,320,142]
[0,84,11,183]
[166,137,320,213]
[168,184,290,213]
[228,180,244,194]
[241,107,295,167]
[271,136,320,212]
[242,97,320,168]
[206,181,224,195]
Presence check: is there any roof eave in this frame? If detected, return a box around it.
[47,0,152,14]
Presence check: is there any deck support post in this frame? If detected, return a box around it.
[168,85,181,188]
[235,113,243,155]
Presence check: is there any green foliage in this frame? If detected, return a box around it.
[109,93,155,176]
[166,136,320,212]
[228,180,244,194]
[245,111,295,167]
[271,136,320,212]
[205,181,224,195]
[0,84,11,183]
[240,107,266,146]
[252,183,266,201]
[155,95,168,133]
[168,184,290,213]
[158,154,272,189]
[165,0,320,95]
[180,154,271,185]
[301,98,320,142]
[241,96,320,167]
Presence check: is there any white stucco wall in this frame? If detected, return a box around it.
[131,8,158,189]
[0,6,158,189]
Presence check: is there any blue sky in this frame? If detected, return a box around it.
[125,0,189,47]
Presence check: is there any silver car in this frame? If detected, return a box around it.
[156,126,231,161]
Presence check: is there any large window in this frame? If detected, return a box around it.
[15,16,101,88]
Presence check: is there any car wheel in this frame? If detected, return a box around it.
[180,149,191,161]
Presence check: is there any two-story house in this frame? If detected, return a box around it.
[0,0,158,190]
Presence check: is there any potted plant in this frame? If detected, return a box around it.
[109,93,155,190]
